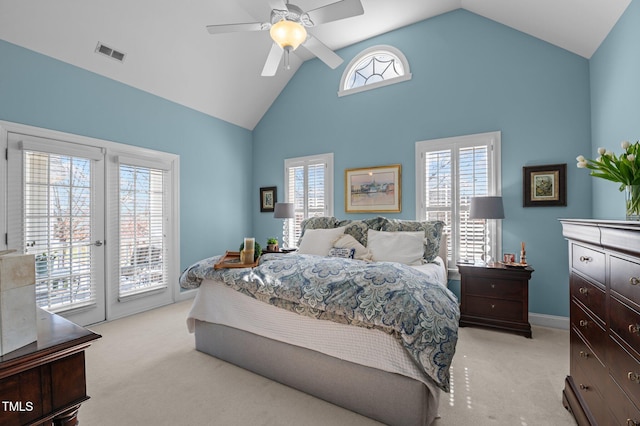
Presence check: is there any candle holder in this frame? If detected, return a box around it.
[520,250,527,265]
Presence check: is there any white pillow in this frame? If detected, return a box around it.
[298,226,347,256]
[332,234,373,261]
[367,229,424,266]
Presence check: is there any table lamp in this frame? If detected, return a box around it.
[469,196,504,264]
[274,202,295,248]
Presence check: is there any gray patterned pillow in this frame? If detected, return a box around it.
[381,219,445,262]
[298,216,339,246]
[337,220,370,247]
[362,216,388,231]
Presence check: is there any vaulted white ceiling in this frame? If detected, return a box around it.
[0,0,631,130]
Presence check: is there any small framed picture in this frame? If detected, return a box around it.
[523,164,567,207]
[260,186,277,212]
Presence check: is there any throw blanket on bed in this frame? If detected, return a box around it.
[180,253,459,391]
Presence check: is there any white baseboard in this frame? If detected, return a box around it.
[529,312,569,330]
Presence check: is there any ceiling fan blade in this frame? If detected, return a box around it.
[262,43,284,76]
[206,22,264,35]
[306,0,364,26]
[299,35,343,69]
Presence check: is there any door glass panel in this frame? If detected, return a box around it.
[119,164,166,297]
[24,151,96,312]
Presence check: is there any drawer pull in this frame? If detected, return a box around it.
[578,287,588,295]
[630,324,640,335]
[579,384,589,390]
[630,277,640,286]
[579,319,588,327]
[627,420,640,426]
[579,256,592,263]
[579,351,589,358]
[491,304,495,309]
[491,284,495,289]
[628,372,640,384]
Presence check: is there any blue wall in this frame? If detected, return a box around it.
[0,39,253,272]
[590,1,640,219]
[253,10,592,317]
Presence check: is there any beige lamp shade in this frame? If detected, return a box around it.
[270,20,307,50]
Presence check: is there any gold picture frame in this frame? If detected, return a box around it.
[345,164,401,213]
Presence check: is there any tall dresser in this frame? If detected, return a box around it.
[560,219,640,425]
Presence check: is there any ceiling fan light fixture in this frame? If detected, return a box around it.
[270,19,307,50]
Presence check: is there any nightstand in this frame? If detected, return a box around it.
[457,262,534,338]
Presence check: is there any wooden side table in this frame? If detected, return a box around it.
[0,309,101,426]
[457,262,534,338]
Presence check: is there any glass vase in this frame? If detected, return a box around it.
[625,185,640,220]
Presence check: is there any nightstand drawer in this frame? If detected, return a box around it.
[572,244,605,284]
[464,277,524,300]
[465,296,522,321]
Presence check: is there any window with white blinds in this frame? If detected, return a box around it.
[284,153,334,247]
[118,161,167,298]
[416,132,501,269]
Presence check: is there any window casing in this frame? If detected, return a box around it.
[338,45,411,97]
[284,153,334,247]
[416,132,501,275]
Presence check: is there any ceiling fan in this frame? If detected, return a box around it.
[206,0,364,76]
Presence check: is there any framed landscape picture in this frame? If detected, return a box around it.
[345,164,401,213]
[523,163,567,207]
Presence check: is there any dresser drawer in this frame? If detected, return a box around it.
[571,301,606,362]
[609,337,640,410]
[606,374,640,426]
[465,277,524,300]
[610,296,640,358]
[570,273,606,323]
[465,296,523,321]
[611,255,640,308]
[572,360,607,425]
[570,329,607,391]
[572,244,605,284]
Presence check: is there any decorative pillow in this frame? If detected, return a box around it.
[297,216,340,247]
[381,219,445,262]
[332,234,374,261]
[367,229,425,266]
[297,226,347,256]
[362,216,388,231]
[328,247,355,259]
[337,219,370,247]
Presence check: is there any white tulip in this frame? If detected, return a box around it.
[596,156,602,162]
[622,140,631,149]
[628,154,636,162]
[606,150,613,157]
[576,155,585,162]
[598,147,606,155]
[576,161,587,168]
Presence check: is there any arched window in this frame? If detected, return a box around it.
[338,45,411,97]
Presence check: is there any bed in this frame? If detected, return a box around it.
[180,217,459,426]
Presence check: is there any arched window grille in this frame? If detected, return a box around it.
[338,45,411,97]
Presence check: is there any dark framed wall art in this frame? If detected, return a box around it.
[260,186,277,212]
[523,163,567,207]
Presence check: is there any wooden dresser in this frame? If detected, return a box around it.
[0,309,100,426]
[457,262,534,338]
[561,219,640,425]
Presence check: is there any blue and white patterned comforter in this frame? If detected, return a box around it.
[179,253,459,391]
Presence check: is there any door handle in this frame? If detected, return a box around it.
[94,240,105,247]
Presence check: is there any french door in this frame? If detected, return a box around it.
[7,133,106,325]
[4,124,179,326]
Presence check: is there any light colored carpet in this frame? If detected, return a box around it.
[79,300,576,425]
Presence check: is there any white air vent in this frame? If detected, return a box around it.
[95,42,126,62]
